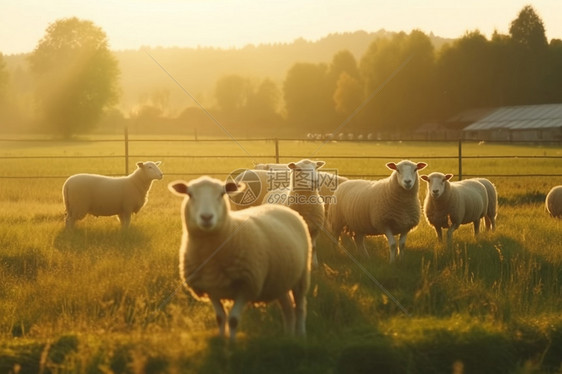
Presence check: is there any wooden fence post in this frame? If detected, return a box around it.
[124,126,129,175]
[275,138,280,163]
[458,138,463,181]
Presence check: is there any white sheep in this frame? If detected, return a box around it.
[169,176,312,342]
[254,163,289,171]
[262,159,326,267]
[421,172,489,242]
[546,185,562,218]
[476,178,498,230]
[328,160,427,263]
[229,168,346,212]
[62,161,163,229]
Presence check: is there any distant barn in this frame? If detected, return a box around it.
[462,104,562,142]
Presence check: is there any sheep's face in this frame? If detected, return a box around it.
[387,160,427,191]
[138,161,163,180]
[421,172,453,199]
[169,177,237,233]
[288,159,325,190]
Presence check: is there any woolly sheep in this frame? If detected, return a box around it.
[421,172,488,242]
[62,161,163,229]
[229,168,347,212]
[328,160,427,263]
[546,185,562,218]
[476,178,498,230]
[262,159,326,267]
[169,176,312,342]
[254,163,289,171]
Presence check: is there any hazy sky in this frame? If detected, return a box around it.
[1,0,561,55]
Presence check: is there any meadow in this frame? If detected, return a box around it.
[0,136,561,373]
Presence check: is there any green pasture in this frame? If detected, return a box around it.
[0,137,561,373]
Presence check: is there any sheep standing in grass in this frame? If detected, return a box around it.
[62,161,163,229]
[421,172,488,242]
[262,159,326,267]
[477,178,498,230]
[169,176,311,342]
[230,168,346,210]
[328,160,427,263]
[254,163,289,171]
[546,185,562,218]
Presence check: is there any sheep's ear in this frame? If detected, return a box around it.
[316,161,326,169]
[288,162,297,170]
[155,161,162,166]
[445,174,454,181]
[420,175,429,182]
[169,181,190,196]
[416,162,427,170]
[137,162,144,168]
[224,182,246,194]
[386,162,397,171]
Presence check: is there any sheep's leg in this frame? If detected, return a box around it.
[446,224,459,244]
[353,234,369,257]
[118,213,131,228]
[473,219,481,237]
[228,296,247,343]
[292,277,308,337]
[310,236,319,269]
[384,229,398,263]
[277,292,296,335]
[210,298,227,338]
[397,231,408,260]
[435,226,443,241]
[65,214,75,229]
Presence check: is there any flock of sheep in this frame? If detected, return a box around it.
[61,159,562,342]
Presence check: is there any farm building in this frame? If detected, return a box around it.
[415,108,495,140]
[462,104,562,141]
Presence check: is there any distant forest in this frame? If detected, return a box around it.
[1,5,561,138]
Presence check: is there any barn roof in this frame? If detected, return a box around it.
[463,104,562,131]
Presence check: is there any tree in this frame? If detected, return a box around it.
[436,31,494,117]
[214,74,250,113]
[28,17,120,137]
[507,6,549,104]
[0,53,8,104]
[360,30,435,134]
[509,5,548,53]
[283,62,335,132]
[333,72,363,118]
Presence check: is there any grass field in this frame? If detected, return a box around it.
[0,137,561,373]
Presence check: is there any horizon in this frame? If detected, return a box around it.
[1,1,561,56]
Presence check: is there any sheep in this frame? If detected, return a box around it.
[328,160,427,263]
[62,161,163,229]
[421,172,488,242]
[546,185,562,218]
[254,163,289,171]
[169,176,311,342]
[476,178,498,230]
[262,159,326,267]
[229,168,347,213]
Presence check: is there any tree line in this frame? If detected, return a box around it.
[0,5,561,138]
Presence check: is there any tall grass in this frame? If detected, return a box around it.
[0,138,561,373]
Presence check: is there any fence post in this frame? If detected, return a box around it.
[458,138,463,181]
[124,126,129,175]
[274,138,280,163]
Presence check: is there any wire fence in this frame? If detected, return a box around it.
[1,133,561,180]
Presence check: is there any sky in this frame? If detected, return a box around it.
[1,0,561,55]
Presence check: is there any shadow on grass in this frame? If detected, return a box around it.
[53,225,151,254]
